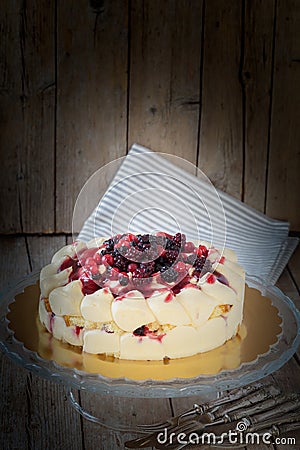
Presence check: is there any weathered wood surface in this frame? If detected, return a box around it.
[128,0,203,164]
[0,0,56,233]
[56,0,128,232]
[266,0,300,229]
[198,0,243,199]
[0,235,299,449]
[0,0,300,233]
[243,0,275,212]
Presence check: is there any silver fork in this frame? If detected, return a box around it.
[163,394,300,450]
[136,382,274,433]
[171,416,300,450]
[125,391,299,449]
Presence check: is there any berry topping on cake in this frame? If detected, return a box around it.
[39,233,245,360]
[56,232,214,297]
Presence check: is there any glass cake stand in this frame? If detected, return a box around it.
[0,272,299,431]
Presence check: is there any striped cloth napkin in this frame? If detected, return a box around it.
[78,144,298,285]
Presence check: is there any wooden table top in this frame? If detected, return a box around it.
[0,235,299,450]
[1,1,299,447]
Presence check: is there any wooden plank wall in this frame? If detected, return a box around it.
[0,0,299,234]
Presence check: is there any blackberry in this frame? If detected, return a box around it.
[194,256,206,271]
[158,265,168,273]
[139,261,155,276]
[133,325,147,336]
[125,247,140,261]
[154,259,167,272]
[118,245,130,254]
[139,234,150,243]
[172,233,186,249]
[137,242,151,252]
[164,250,179,264]
[141,248,157,262]
[103,238,114,251]
[193,259,212,280]
[113,254,127,271]
[161,268,178,283]
[166,239,178,250]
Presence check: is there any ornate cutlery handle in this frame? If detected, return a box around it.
[204,382,274,413]
[211,384,280,418]
[248,410,300,432]
[275,420,300,435]
[248,395,300,425]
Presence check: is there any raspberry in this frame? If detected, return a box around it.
[184,241,195,253]
[110,267,120,280]
[128,263,138,272]
[207,274,216,284]
[89,265,99,275]
[194,245,208,258]
[102,254,114,266]
[174,261,186,273]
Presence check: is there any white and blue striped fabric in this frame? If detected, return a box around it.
[78,144,298,285]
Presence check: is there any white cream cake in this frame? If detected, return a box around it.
[39,232,245,360]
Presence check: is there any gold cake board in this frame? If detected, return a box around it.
[7,282,282,381]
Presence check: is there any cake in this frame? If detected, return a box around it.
[39,232,245,360]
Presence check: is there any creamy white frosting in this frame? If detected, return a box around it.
[51,316,67,340]
[111,290,156,332]
[63,326,84,346]
[38,299,51,332]
[80,288,114,322]
[40,265,72,298]
[199,273,237,304]
[196,316,227,352]
[176,286,219,327]
[147,290,191,326]
[83,329,120,355]
[225,302,243,340]
[163,326,200,358]
[216,263,245,301]
[49,280,83,316]
[120,333,166,360]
